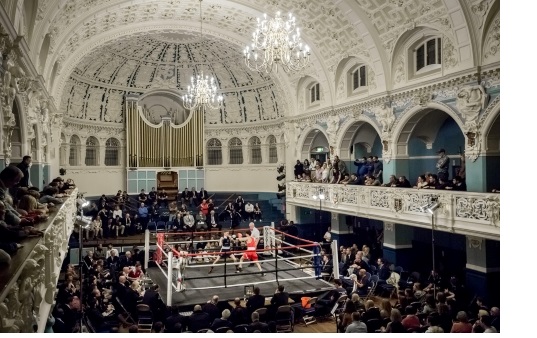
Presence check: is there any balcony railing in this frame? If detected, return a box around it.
[286,182,500,240]
[0,188,78,333]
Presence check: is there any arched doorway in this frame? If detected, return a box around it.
[485,113,500,191]
[338,120,382,174]
[301,129,329,163]
[397,109,465,183]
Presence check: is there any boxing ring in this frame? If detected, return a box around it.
[143,225,339,307]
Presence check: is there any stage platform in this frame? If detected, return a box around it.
[146,259,333,309]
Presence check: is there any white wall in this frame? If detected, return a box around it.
[206,166,276,192]
[66,168,125,196]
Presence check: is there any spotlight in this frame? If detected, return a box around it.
[278,184,286,192]
[277,173,286,181]
[75,215,92,229]
[420,202,440,214]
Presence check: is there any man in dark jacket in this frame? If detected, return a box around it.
[229,298,249,327]
[202,295,221,323]
[16,156,32,187]
[210,309,233,332]
[247,312,270,333]
[188,305,210,332]
[246,287,265,316]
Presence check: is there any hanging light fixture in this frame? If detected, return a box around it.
[244,11,310,73]
[182,0,223,111]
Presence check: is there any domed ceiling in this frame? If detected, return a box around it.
[61,31,285,125]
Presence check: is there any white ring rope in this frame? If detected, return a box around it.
[182,252,319,269]
[185,275,317,290]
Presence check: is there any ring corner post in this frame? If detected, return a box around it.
[167,251,173,306]
[144,229,150,270]
[332,239,339,279]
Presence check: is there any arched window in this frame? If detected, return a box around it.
[85,136,99,166]
[310,82,320,103]
[249,136,262,164]
[105,138,121,166]
[229,137,243,165]
[207,138,222,165]
[415,37,442,72]
[352,65,367,91]
[69,135,81,166]
[267,135,278,163]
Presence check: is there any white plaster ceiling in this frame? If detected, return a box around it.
[27,0,472,122]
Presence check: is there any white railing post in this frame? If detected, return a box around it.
[167,251,173,306]
[332,240,339,279]
[144,229,150,270]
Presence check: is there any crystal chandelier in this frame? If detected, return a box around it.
[182,0,223,111]
[244,11,310,73]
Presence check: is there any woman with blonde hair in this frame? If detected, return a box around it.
[382,308,406,333]
[379,299,392,318]
[18,194,47,217]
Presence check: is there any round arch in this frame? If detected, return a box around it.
[390,102,465,156]
[481,98,500,153]
[297,126,330,160]
[336,115,382,160]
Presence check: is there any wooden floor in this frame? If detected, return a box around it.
[294,317,338,333]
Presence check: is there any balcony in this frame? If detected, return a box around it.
[0,188,78,333]
[286,182,500,240]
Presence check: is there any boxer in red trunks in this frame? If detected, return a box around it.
[237,230,265,276]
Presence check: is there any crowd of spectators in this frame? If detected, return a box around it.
[0,156,73,264]
[292,151,468,191]
[80,190,264,240]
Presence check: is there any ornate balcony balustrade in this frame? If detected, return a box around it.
[0,188,78,333]
[286,182,500,240]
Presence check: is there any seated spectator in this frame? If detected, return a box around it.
[364,175,381,186]
[247,312,270,333]
[413,175,428,189]
[151,322,163,333]
[402,305,421,330]
[361,300,381,323]
[40,186,64,204]
[425,313,444,333]
[381,308,406,333]
[345,311,367,333]
[18,194,48,218]
[398,176,412,188]
[211,309,232,331]
[383,175,399,187]
[338,300,356,332]
[343,173,359,185]
[0,201,42,261]
[450,311,472,333]
[127,263,144,281]
[490,307,500,332]
[229,298,248,327]
[446,175,467,191]
[189,304,211,332]
[339,174,350,184]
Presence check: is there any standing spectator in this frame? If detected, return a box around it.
[294,160,304,180]
[138,203,149,230]
[16,155,32,188]
[354,156,367,179]
[244,202,254,221]
[436,149,450,181]
[372,156,383,184]
[246,286,265,316]
[148,187,157,204]
[189,305,210,332]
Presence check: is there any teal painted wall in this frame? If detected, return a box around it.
[485,155,500,192]
[407,118,464,182]
[43,164,50,186]
[466,156,486,192]
[30,164,44,190]
[0,159,4,168]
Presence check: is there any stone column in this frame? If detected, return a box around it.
[382,222,414,268]
[30,163,45,189]
[465,236,500,306]
[329,212,354,247]
[381,155,410,184]
[221,144,229,165]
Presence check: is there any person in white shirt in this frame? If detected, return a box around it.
[112,205,123,219]
[244,202,254,221]
[248,222,260,246]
